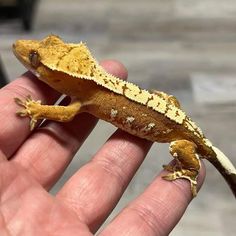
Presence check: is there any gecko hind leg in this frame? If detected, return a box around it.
[15,95,82,130]
[162,140,201,197]
[151,90,181,108]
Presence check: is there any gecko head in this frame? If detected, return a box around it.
[13,39,42,72]
[13,35,65,76]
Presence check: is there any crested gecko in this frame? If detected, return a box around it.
[13,35,236,198]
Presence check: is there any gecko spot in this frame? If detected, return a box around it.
[145,95,154,105]
[110,80,116,86]
[122,84,129,95]
[110,109,118,120]
[126,116,135,123]
[104,79,109,84]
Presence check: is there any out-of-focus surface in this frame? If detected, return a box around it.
[0,0,236,235]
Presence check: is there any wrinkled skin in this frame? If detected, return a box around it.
[0,60,204,235]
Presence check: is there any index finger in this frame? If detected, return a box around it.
[0,72,60,157]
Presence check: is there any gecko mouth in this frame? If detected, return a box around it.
[12,43,28,67]
[12,43,19,59]
[12,42,34,71]
[12,43,39,77]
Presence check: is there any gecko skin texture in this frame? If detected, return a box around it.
[13,35,236,198]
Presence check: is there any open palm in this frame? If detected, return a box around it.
[0,60,204,235]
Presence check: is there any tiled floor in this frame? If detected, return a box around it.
[0,1,236,235]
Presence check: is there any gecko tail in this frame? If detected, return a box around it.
[208,146,236,198]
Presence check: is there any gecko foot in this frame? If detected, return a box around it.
[163,164,198,197]
[15,95,42,130]
[162,140,201,197]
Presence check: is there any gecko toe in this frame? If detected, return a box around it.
[16,110,29,117]
[14,97,26,106]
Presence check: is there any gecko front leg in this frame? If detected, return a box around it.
[15,96,82,130]
[163,140,201,197]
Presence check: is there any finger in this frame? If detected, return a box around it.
[57,129,153,233]
[12,60,128,190]
[0,149,7,163]
[100,164,206,236]
[100,59,128,79]
[0,72,60,157]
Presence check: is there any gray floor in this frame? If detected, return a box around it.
[0,0,236,235]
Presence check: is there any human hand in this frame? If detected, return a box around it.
[0,60,205,235]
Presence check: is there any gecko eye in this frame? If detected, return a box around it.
[29,51,40,68]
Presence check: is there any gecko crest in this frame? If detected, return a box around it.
[36,36,192,127]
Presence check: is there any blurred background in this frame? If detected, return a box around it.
[0,0,236,235]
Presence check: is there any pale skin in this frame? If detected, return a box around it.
[0,60,205,235]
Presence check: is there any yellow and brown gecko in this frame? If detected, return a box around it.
[13,35,236,198]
